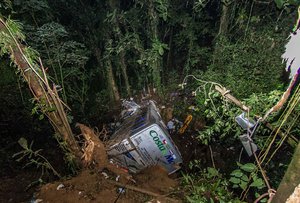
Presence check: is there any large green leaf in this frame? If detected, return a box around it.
[239,180,248,190]
[18,137,28,150]
[207,167,219,178]
[230,169,243,178]
[274,0,285,8]
[250,178,265,189]
[158,47,164,56]
[241,174,249,182]
[241,163,257,172]
[229,177,240,184]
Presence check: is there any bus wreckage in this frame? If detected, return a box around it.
[106,100,183,174]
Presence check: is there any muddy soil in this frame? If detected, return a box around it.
[36,166,180,203]
[35,124,180,203]
[0,170,41,203]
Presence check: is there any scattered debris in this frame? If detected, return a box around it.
[167,117,182,134]
[120,99,140,120]
[108,180,180,203]
[235,113,260,157]
[36,166,180,202]
[178,115,192,134]
[56,184,64,190]
[115,175,120,182]
[235,113,255,132]
[167,119,175,133]
[30,198,43,203]
[116,187,126,194]
[101,172,109,179]
[239,134,258,156]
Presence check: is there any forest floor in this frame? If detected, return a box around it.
[0,98,242,203]
[0,170,41,202]
[36,166,180,203]
[0,130,240,203]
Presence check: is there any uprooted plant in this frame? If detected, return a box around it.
[13,137,60,178]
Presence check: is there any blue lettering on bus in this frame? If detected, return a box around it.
[164,154,175,164]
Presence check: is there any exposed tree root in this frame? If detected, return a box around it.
[76,123,131,182]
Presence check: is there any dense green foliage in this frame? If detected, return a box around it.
[182,161,241,203]
[193,89,283,145]
[1,0,297,117]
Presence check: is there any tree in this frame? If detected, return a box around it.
[107,1,131,97]
[0,17,131,180]
[272,142,300,202]
[47,0,121,103]
[0,18,82,164]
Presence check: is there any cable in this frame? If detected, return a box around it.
[113,178,131,203]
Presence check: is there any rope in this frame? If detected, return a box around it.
[254,189,276,203]
[251,80,300,202]
[245,110,276,202]
[259,83,300,165]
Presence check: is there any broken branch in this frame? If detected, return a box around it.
[106,180,181,203]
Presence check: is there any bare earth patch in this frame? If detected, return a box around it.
[37,166,180,203]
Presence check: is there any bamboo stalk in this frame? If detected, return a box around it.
[263,122,298,148]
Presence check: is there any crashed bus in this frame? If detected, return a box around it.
[107,100,183,174]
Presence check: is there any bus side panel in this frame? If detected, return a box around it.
[131,124,182,174]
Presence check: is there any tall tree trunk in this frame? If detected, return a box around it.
[111,9,131,96]
[213,1,232,64]
[183,33,194,75]
[107,58,121,102]
[148,0,162,95]
[107,0,131,98]
[218,2,229,37]
[94,46,120,103]
[0,18,82,164]
[166,27,174,73]
[108,0,131,97]
[272,142,300,203]
[120,51,131,97]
